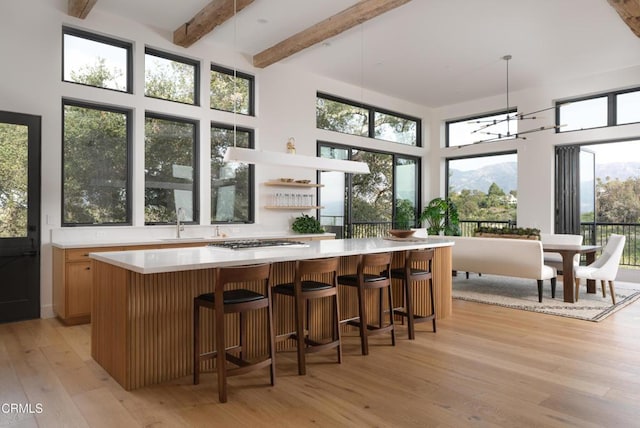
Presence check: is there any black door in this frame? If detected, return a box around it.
[0,111,41,323]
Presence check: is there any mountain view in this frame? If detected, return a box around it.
[449,162,517,194]
[596,162,640,181]
[449,161,640,195]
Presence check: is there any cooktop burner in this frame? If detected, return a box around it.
[208,239,309,250]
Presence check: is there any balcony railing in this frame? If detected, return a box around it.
[460,220,640,268]
[580,222,640,268]
[323,217,640,268]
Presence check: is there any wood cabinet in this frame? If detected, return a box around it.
[53,246,125,325]
[52,237,333,325]
[53,243,202,325]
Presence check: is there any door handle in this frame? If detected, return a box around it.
[22,250,38,256]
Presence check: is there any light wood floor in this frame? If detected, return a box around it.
[2,299,640,428]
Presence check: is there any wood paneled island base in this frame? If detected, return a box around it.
[90,238,453,390]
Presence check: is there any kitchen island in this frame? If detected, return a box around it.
[90,237,454,390]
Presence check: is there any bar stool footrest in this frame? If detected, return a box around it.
[304,338,340,353]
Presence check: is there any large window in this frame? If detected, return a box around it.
[211,124,254,223]
[556,87,640,132]
[144,114,198,224]
[62,100,131,225]
[316,93,421,146]
[446,110,517,147]
[447,152,517,234]
[319,142,420,238]
[616,90,640,125]
[557,97,608,132]
[210,65,255,115]
[145,48,199,105]
[62,27,132,93]
[556,141,640,266]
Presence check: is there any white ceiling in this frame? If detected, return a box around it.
[91,0,640,108]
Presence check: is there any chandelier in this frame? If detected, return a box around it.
[470,55,562,144]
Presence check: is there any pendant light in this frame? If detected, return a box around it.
[470,55,563,144]
[222,1,370,174]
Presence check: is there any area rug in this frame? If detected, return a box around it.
[452,274,640,321]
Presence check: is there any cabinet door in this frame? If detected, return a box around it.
[66,261,93,317]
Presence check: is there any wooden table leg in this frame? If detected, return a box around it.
[560,250,576,303]
[585,251,597,294]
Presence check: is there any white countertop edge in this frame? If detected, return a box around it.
[89,237,454,275]
[51,232,335,249]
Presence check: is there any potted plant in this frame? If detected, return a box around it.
[419,197,461,236]
[291,213,325,234]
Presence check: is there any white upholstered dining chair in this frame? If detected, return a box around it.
[540,233,583,273]
[574,234,626,304]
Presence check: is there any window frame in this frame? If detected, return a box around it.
[445,109,517,148]
[62,26,133,94]
[317,140,422,232]
[210,121,256,224]
[61,99,133,227]
[316,92,422,147]
[555,86,640,133]
[445,150,518,223]
[210,64,255,116]
[144,47,201,106]
[143,111,200,225]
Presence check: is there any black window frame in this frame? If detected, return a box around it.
[317,140,422,231]
[143,111,200,226]
[61,99,133,227]
[445,108,517,148]
[144,46,201,106]
[444,150,518,225]
[555,86,640,133]
[62,26,133,94]
[210,122,256,224]
[210,64,255,116]
[316,92,422,147]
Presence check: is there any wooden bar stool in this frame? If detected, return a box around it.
[391,249,436,339]
[337,252,395,355]
[193,263,275,403]
[273,257,342,375]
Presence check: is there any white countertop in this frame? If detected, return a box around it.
[51,232,335,249]
[89,237,454,274]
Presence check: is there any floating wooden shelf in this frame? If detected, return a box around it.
[264,206,323,210]
[264,181,324,188]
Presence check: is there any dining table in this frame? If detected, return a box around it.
[542,243,601,303]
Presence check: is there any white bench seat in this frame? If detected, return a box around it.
[449,236,557,302]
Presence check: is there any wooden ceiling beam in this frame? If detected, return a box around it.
[174,0,255,48]
[68,0,97,19]
[253,0,413,69]
[607,0,640,37]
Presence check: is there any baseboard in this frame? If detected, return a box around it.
[40,304,55,319]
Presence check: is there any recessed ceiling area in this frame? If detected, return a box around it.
[74,0,640,108]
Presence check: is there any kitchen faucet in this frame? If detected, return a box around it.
[176,207,185,238]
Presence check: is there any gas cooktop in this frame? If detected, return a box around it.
[208,240,309,250]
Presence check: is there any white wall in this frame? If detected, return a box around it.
[0,0,429,318]
[2,1,638,317]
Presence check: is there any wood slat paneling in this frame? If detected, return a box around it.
[91,248,452,390]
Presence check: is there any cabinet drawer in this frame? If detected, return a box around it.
[65,247,124,261]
